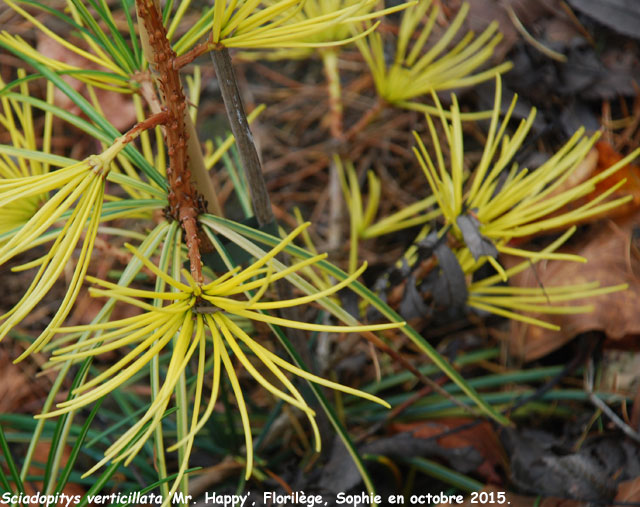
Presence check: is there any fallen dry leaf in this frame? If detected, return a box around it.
[616,477,640,502]
[507,208,640,361]
[0,344,56,413]
[0,352,33,412]
[391,418,508,484]
[592,141,640,216]
[511,142,640,249]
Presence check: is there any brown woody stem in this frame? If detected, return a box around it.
[136,0,205,284]
[174,38,216,70]
[136,69,224,218]
[210,47,274,227]
[122,110,169,143]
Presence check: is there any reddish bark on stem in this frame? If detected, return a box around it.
[123,110,169,143]
[173,36,219,70]
[136,0,206,284]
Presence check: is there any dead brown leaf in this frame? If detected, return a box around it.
[616,476,640,502]
[568,0,640,39]
[0,344,56,413]
[0,356,34,413]
[507,208,640,361]
[392,418,508,484]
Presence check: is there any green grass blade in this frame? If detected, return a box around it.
[271,322,380,500]
[120,0,142,67]
[403,456,483,492]
[12,223,170,492]
[76,407,184,507]
[0,92,166,200]
[0,70,130,92]
[42,357,92,493]
[85,404,149,448]
[162,0,175,25]
[173,7,216,55]
[0,91,112,143]
[100,200,166,221]
[92,0,138,72]
[362,348,500,395]
[54,399,104,495]
[93,0,138,71]
[0,424,26,495]
[67,0,135,73]
[0,456,14,493]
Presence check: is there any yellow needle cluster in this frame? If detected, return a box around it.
[43,223,400,490]
[414,76,640,276]
[0,71,55,235]
[356,1,512,112]
[0,134,142,360]
[407,76,639,327]
[242,0,413,59]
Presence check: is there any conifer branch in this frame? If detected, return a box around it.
[136,0,208,283]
